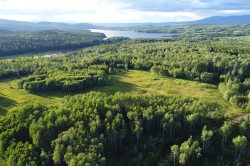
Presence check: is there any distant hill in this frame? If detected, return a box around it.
[0,19,98,33]
[92,15,250,27]
[1,15,250,30]
[0,29,106,56]
[186,15,250,25]
[0,29,13,34]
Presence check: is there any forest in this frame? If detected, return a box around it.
[0,30,106,56]
[1,24,250,166]
[103,24,250,37]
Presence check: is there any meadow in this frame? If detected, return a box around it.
[0,70,242,118]
[1,24,250,166]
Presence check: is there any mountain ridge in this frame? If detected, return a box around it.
[0,15,250,31]
[0,19,97,33]
[91,15,250,27]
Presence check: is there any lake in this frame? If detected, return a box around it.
[89,29,176,38]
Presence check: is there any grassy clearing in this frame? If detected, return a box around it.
[108,70,243,118]
[0,53,35,60]
[0,70,243,118]
[0,49,77,60]
[0,78,78,114]
[0,74,132,115]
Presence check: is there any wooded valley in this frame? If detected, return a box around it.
[1,24,250,165]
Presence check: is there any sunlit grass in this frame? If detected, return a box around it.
[0,70,243,118]
[111,70,243,118]
[0,78,71,112]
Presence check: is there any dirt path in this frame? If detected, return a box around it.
[230,113,250,123]
[211,114,250,133]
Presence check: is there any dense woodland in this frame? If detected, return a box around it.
[0,30,106,56]
[0,19,97,33]
[1,25,250,165]
[104,24,250,37]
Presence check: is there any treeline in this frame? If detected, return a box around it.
[74,39,250,82]
[0,52,111,92]
[0,92,249,165]
[103,24,250,37]
[0,92,220,165]
[72,39,250,111]
[0,51,111,80]
[218,77,250,110]
[17,68,107,92]
[1,26,250,165]
[0,30,106,56]
[2,36,250,108]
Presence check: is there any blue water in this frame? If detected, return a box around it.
[89,29,176,38]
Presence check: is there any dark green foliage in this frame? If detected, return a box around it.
[7,142,39,166]
[105,37,130,43]
[0,92,222,166]
[1,24,250,165]
[0,30,106,56]
[72,38,250,84]
[105,24,250,37]
[18,69,107,92]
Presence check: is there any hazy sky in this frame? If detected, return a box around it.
[0,0,250,23]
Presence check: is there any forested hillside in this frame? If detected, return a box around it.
[0,19,98,33]
[0,30,106,56]
[103,24,250,36]
[1,25,250,165]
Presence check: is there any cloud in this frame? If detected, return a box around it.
[0,0,129,15]
[119,0,250,12]
[0,0,250,23]
[121,0,209,12]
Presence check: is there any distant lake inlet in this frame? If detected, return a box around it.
[89,29,176,39]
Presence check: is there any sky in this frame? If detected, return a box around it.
[0,0,250,23]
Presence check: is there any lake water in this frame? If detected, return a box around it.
[89,29,176,38]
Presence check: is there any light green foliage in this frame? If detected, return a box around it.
[220,121,232,148]
[171,145,179,166]
[7,142,39,166]
[1,24,250,165]
[176,136,202,165]
[200,72,213,82]
[232,135,247,158]
[186,113,199,133]
[219,78,241,106]
[40,149,50,166]
[201,125,213,149]
[133,119,143,146]
[0,91,221,165]
[161,112,174,137]
[239,117,250,138]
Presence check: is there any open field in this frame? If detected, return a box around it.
[108,70,243,118]
[0,53,35,60]
[0,49,77,60]
[0,70,243,118]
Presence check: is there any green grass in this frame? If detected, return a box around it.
[109,70,242,118]
[0,51,54,60]
[0,53,36,60]
[0,78,75,114]
[0,70,243,118]
[0,49,76,60]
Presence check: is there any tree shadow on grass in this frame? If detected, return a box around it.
[85,75,138,95]
[0,107,7,116]
[0,94,17,116]
[33,75,138,99]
